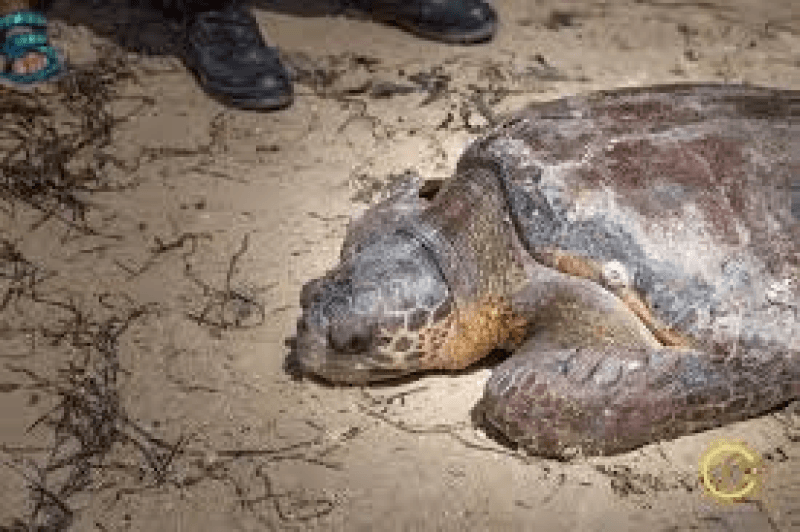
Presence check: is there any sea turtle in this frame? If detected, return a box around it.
[291,83,800,459]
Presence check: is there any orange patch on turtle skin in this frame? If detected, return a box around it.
[615,287,693,348]
[419,296,530,371]
[536,249,694,348]
[412,315,455,370]
[534,249,603,283]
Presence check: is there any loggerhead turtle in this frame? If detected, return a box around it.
[291,83,800,459]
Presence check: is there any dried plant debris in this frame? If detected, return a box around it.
[0,236,341,530]
[114,230,212,279]
[356,388,526,462]
[0,45,151,232]
[544,10,582,30]
[594,464,697,500]
[409,66,453,106]
[0,245,168,529]
[0,239,52,312]
[284,51,417,99]
[283,51,588,152]
[284,51,584,105]
[183,234,267,335]
[0,43,335,528]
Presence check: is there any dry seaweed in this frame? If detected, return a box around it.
[0,45,341,530]
[0,45,149,234]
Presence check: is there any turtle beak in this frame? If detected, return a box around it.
[292,289,372,383]
[290,315,325,373]
[292,303,406,384]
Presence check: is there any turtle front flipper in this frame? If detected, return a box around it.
[477,262,799,459]
[533,248,694,348]
[478,341,799,460]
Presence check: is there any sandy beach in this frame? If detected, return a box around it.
[0,0,798,530]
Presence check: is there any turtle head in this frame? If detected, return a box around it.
[293,231,455,384]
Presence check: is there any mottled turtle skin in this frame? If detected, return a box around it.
[292,83,800,459]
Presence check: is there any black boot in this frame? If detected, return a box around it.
[179,1,293,111]
[351,0,497,44]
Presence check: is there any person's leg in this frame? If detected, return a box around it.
[352,0,497,44]
[170,0,293,111]
[154,0,496,111]
[0,0,48,76]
